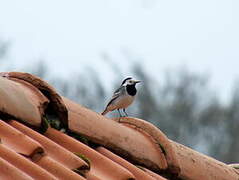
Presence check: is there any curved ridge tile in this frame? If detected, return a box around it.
[45,128,136,180]
[118,117,180,174]
[0,72,68,127]
[63,97,167,171]
[85,172,104,180]
[140,167,168,180]
[96,147,156,180]
[0,77,48,126]
[228,164,239,175]
[0,157,34,180]
[0,144,56,180]
[36,155,85,180]
[9,120,89,171]
[171,141,239,180]
[0,120,44,158]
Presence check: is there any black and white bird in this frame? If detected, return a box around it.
[101,77,141,116]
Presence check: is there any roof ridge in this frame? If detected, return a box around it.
[0,72,68,128]
[118,117,180,175]
[63,97,168,172]
[0,71,238,180]
[0,76,48,126]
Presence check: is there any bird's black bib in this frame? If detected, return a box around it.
[126,85,137,96]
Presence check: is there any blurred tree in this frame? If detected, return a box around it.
[28,60,49,79]
[223,83,239,162]
[0,39,10,60]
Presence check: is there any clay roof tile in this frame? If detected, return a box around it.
[63,97,168,171]
[0,72,238,180]
[35,155,86,180]
[96,146,156,180]
[9,120,89,171]
[1,72,68,127]
[0,157,34,180]
[171,141,239,180]
[0,76,48,126]
[0,144,56,180]
[45,127,136,180]
[0,120,44,159]
[141,167,168,180]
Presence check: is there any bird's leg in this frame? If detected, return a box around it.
[118,109,122,117]
[123,109,128,117]
[117,109,122,122]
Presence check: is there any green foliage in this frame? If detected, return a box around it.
[67,131,89,146]
[44,114,61,130]
[135,165,146,171]
[74,152,91,169]
[41,117,50,133]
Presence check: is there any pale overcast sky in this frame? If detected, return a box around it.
[0,0,239,100]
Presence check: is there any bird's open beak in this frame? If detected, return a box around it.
[134,80,141,83]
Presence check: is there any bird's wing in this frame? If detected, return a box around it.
[106,86,125,107]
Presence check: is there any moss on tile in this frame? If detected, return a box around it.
[135,165,146,171]
[46,115,61,130]
[67,131,89,145]
[74,152,91,169]
[231,164,239,169]
[42,113,63,130]
[40,117,50,133]
[157,143,167,155]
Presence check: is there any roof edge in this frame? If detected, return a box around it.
[0,72,68,129]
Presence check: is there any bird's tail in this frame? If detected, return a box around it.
[101,108,109,116]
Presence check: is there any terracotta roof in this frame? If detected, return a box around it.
[0,71,238,180]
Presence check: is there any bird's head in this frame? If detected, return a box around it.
[121,77,141,86]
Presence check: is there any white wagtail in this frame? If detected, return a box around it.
[101,77,141,117]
